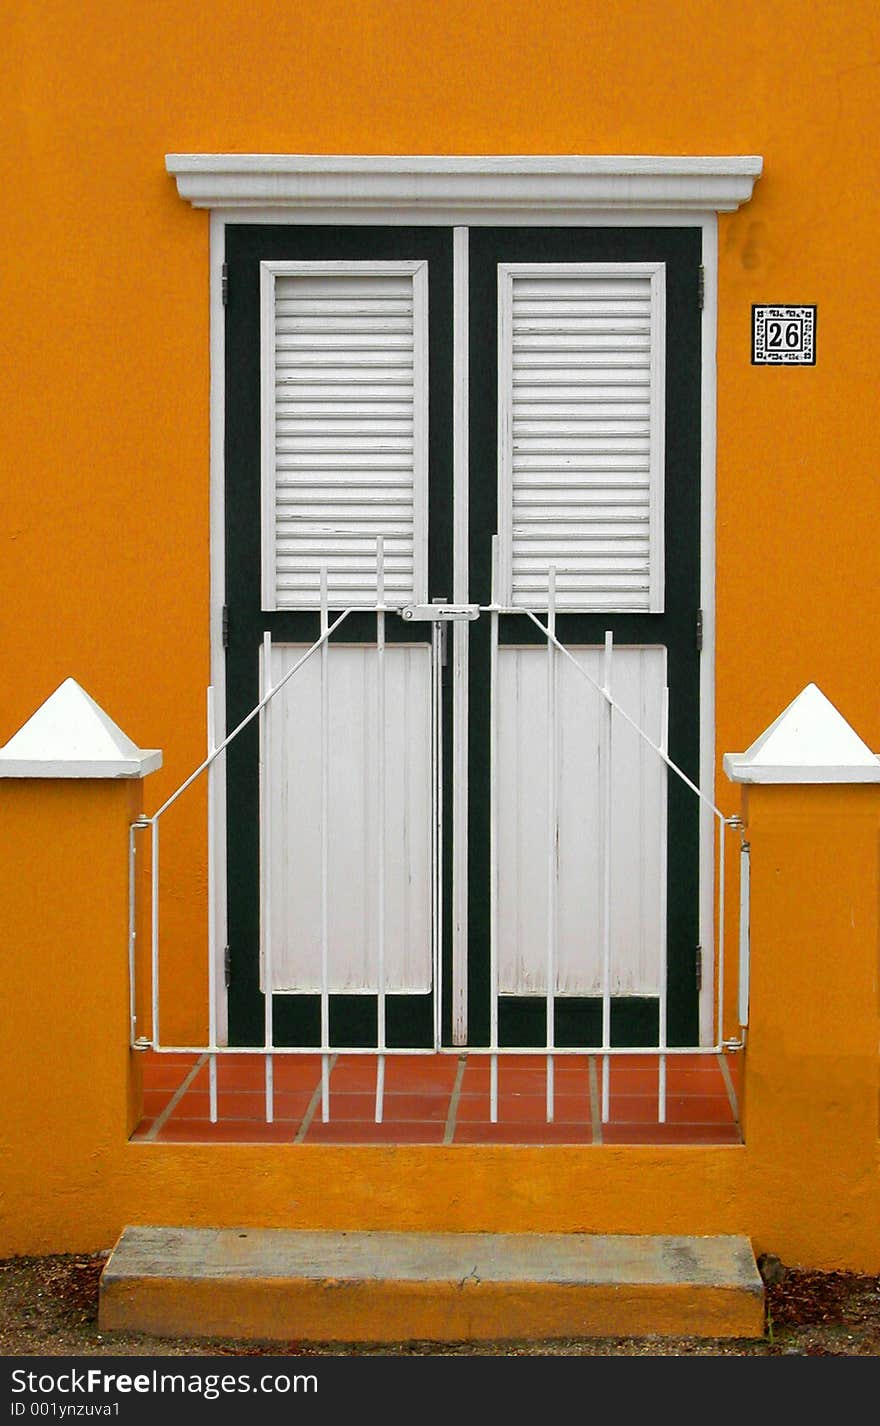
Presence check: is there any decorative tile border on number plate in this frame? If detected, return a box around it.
[752,305,816,365]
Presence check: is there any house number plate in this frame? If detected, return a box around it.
[752,305,816,365]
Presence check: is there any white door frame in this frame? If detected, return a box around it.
[170,153,764,1046]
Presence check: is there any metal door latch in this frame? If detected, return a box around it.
[401,603,480,622]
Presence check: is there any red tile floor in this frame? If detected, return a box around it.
[133,1050,742,1145]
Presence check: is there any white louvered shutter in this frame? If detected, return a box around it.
[498,262,665,611]
[261,261,428,609]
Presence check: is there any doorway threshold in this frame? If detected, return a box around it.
[132,1049,741,1146]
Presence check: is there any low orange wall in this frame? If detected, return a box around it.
[2,772,879,1271]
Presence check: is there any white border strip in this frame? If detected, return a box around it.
[206,206,727,1049]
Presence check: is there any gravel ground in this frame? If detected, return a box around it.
[1,1252,880,1357]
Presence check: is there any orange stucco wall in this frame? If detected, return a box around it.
[1,774,878,1268]
[2,4,880,1263]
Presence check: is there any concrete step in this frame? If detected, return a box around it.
[99,1226,765,1344]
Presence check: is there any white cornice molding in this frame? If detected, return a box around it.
[165,154,763,216]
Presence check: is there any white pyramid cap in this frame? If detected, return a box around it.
[0,678,162,778]
[724,683,880,784]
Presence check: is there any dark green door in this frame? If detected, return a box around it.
[224,224,454,1049]
[466,228,702,1050]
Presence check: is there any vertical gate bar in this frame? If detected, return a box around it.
[151,817,160,1049]
[601,630,613,1123]
[207,687,218,1123]
[658,686,669,1124]
[433,617,444,1051]
[261,634,274,1124]
[717,814,726,1048]
[451,225,470,1046]
[431,616,438,1049]
[320,566,330,1121]
[128,824,137,1047]
[545,564,558,1123]
[739,838,750,1027]
[433,607,442,1055]
[376,537,386,1123]
[489,534,500,1123]
[375,1054,385,1127]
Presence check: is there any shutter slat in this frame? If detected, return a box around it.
[514,417,648,433]
[513,456,650,473]
[276,403,415,420]
[275,299,413,316]
[514,333,651,351]
[513,280,651,299]
[275,436,414,453]
[275,332,415,350]
[277,536,414,553]
[514,525,646,541]
[512,385,650,404]
[514,491,649,507]
[276,275,411,298]
[275,455,414,472]
[275,502,414,520]
[276,315,413,332]
[277,574,415,591]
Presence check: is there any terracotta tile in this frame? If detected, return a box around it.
[601,1054,665,1072]
[140,1052,199,1072]
[461,1054,554,1077]
[141,1090,171,1117]
[320,1089,450,1124]
[503,1067,590,1094]
[152,1118,296,1144]
[457,1063,539,1093]
[663,1054,717,1072]
[665,1095,738,1125]
[166,1088,312,1123]
[607,1095,667,1125]
[383,1057,461,1091]
[321,1091,385,1121]
[665,1066,727,1091]
[303,1121,446,1145]
[213,1055,308,1090]
[379,1093,450,1122]
[600,1122,742,1146]
[329,1057,384,1092]
[453,1122,593,1145]
[605,1067,666,1095]
[163,1088,211,1120]
[455,1093,590,1125]
[141,1063,203,1092]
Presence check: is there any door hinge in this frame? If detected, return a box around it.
[695,945,703,992]
[224,945,231,989]
[696,608,704,652]
[222,605,229,648]
[221,262,229,306]
[698,264,705,311]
